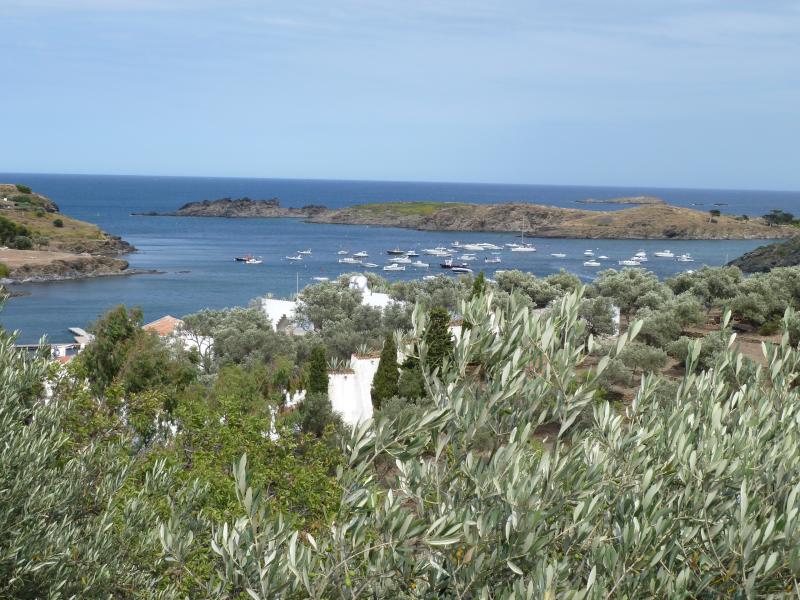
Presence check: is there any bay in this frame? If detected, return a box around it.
[1,173,796,343]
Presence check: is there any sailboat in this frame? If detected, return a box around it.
[511,217,536,252]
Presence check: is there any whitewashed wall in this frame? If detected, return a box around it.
[328,355,379,426]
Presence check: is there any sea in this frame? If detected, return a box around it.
[1,173,798,344]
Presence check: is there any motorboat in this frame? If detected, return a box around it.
[362,262,379,268]
[583,260,601,267]
[512,244,536,252]
[460,243,485,252]
[388,256,412,264]
[245,257,262,265]
[484,257,501,264]
[451,266,473,274]
[505,243,521,248]
[235,254,253,262]
[440,259,470,270]
[478,243,503,250]
[337,249,349,255]
[386,248,405,255]
[654,250,675,258]
[298,249,312,255]
[338,257,362,264]
[405,250,420,257]
[411,260,429,268]
[353,251,369,258]
[312,276,329,282]
[459,253,478,261]
[286,255,303,261]
[551,253,567,258]
[383,263,406,271]
[584,250,595,256]
[423,248,451,256]
[676,254,695,262]
[423,275,438,281]
[598,255,609,260]
[618,259,641,266]
[634,251,648,262]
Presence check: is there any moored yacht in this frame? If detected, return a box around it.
[388,256,412,264]
[353,251,369,258]
[286,255,302,261]
[411,260,429,268]
[386,248,405,255]
[676,254,694,262]
[654,250,675,258]
[511,244,536,252]
[583,260,601,267]
[551,252,567,258]
[338,257,362,264]
[298,249,312,255]
[383,263,406,271]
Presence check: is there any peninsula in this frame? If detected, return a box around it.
[134,197,327,218]
[728,236,800,272]
[139,196,794,240]
[0,183,135,283]
[574,195,665,205]
[309,201,793,240]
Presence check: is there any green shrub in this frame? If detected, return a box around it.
[0,262,9,278]
[13,236,32,250]
[34,209,45,218]
[14,184,31,194]
[53,218,64,228]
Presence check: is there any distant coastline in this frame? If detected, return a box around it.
[137,196,795,240]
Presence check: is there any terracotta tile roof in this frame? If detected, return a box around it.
[56,355,73,364]
[143,315,184,337]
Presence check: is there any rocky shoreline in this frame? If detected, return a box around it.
[727,236,800,272]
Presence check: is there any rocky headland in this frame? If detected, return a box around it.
[575,195,665,205]
[0,183,135,283]
[728,236,800,273]
[134,197,327,218]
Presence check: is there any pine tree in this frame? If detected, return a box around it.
[306,345,328,395]
[371,333,398,410]
[425,306,453,372]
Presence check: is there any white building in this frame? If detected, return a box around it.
[328,354,380,426]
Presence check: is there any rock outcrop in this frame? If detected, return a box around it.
[728,236,800,272]
[136,197,327,218]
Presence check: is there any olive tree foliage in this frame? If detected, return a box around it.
[0,328,196,599]
[594,267,665,320]
[162,291,800,598]
[182,306,294,371]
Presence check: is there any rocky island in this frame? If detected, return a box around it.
[0,183,135,283]
[309,201,793,240]
[575,195,665,205]
[134,197,327,218]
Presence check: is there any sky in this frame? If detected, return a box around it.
[0,0,798,190]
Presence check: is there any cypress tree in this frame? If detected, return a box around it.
[371,333,398,410]
[306,345,328,395]
[470,271,486,300]
[425,307,453,372]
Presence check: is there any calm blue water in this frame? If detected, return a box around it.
[1,173,797,343]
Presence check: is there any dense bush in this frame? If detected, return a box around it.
[12,236,32,250]
[53,218,64,227]
[0,262,8,278]
[14,184,31,194]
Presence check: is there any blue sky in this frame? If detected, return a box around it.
[1,0,798,190]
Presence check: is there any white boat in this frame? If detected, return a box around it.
[411,260,429,268]
[388,256,412,264]
[551,253,567,258]
[634,251,648,262]
[337,250,349,255]
[362,262,379,268]
[312,276,329,282]
[505,243,521,248]
[423,275,438,281]
[298,249,312,255]
[460,243,485,252]
[383,264,406,271]
[584,250,595,256]
[286,255,302,261]
[676,254,694,262]
[484,257,501,264]
[386,248,405,255]
[245,258,262,265]
[598,255,609,260]
[459,254,477,261]
[423,248,451,256]
[654,250,674,258]
[618,259,641,266]
[478,243,503,250]
[511,244,536,252]
[451,266,473,274]
[583,260,601,267]
[353,251,369,258]
[405,250,420,257]
[338,257,362,264]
